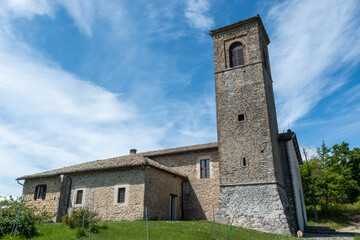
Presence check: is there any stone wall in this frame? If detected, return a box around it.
[144,168,183,220]
[287,140,307,232]
[211,17,294,234]
[66,168,145,221]
[151,149,220,220]
[216,184,291,235]
[22,176,61,222]
[214,22,277,184]
[279,140,298,233]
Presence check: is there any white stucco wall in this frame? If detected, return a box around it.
[287,140,307,231]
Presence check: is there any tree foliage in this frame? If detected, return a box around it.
[301,141,360,218]
[0,197,38,238]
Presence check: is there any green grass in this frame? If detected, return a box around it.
[306,203,360,230]
[307,218,352,230]
[2,221,298,240]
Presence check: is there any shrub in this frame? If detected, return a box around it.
[35,206,56,223]
[75,228,86,238]
[62,208,100,229]
[0,196,38,238]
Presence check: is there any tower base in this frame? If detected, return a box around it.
[216,183,296,235]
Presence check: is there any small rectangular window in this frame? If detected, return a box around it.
[118,188,126,203]
[242,158,247,167]
[238,114,245,122]
[200,159,210,178]
[76,190,83,204]
[34,185,47,200]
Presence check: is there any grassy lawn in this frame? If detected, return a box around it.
[307,218,353,230]
[3,221,298,240]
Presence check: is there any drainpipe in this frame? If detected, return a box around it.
[65,176,73,214]
[16,180,24,186]
[16,180,24,198]
[181,179,186,220]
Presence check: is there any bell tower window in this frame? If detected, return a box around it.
[230,42,244,67]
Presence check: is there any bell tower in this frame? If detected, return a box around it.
[210,15,295,234]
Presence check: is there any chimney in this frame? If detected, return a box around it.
[130,149,137,154]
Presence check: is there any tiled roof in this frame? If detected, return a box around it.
[141,142,218,157]
[17,142,218,180]
[209,14,270,44]
[17,155,187,180]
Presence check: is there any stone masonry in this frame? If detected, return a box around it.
[150,149,220,220]
[210,16,298,234]
[144,168,183,220]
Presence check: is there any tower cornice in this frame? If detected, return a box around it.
[209,14,270,44]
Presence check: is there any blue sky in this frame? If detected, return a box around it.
[0,0,359,197]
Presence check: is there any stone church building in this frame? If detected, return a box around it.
[17,15,307,235]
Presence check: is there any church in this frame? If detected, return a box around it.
[17,15,307,235]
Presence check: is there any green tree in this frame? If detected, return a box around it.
[300,141,360,218]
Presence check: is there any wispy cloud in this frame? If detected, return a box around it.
[268,0,360,129]
[0,0,54,19]
[58,0,95,37]
[185,0,214,30]
[0,0,218,197]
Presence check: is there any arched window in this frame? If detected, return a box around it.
[230,42,244,67]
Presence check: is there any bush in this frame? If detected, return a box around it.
[62,208,100,229]
[35,206,56,223]
[75,228,86,238]
[0,196,38,238]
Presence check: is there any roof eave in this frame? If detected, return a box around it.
[209,14,270,44]
[17,162,187,181]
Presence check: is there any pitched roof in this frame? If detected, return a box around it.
[17,142,218,180]
[17,155,187,180]
[141,142,218,157]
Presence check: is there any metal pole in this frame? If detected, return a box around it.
[225,214,235,240]
[89,203,91,240]
[89,203,92,240]
[10,198,23,239]
[82,208,86,229]
[145,207,149,240]
[212,206,216,240]
[105,204,108,224]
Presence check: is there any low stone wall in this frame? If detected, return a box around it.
[216,183,292,235]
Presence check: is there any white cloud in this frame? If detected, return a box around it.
[0,0,54,19]
[0,0,219,197]
[268,0,360,129]
[300,146,318,160]
[58,0,96,37]
[0,10,168,197]
[185,0,214,30]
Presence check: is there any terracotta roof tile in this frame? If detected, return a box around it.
[17,155,187,180]
[141,142,218,157]
[17,142,218,180]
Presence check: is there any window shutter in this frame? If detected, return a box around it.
[41,185,47,200]
[230,43,244,67]
[34,186,39,200]
[76,190,83,204]
[118,188,125,203]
